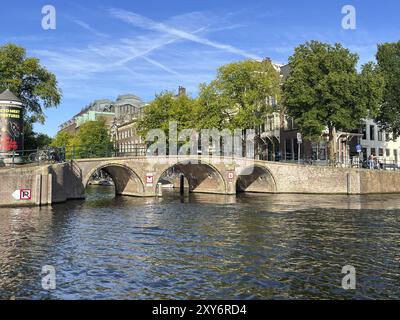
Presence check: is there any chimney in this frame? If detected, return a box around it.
[178,86,186,97]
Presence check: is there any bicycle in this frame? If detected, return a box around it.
[28,147,65,164]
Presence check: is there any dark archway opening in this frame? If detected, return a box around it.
[157,161,226,195]
[236,166,276,193]
[86,165,144,197]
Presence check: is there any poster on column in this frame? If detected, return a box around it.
[0,106,23,152]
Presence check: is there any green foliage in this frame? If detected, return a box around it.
[137,91,197,138]
[23,120,52,150]
[283,41,384,159]
[0,43,62,123]
[196,59,281,130]
[51,118,112,158]
[51,130,73,148]
[71,118,111,146]
[138,60,281,139]
[376,41,400,138]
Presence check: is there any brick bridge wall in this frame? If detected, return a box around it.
[1,156,400,206]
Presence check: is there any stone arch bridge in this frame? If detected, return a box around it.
[78,156,279,197]
[63,155,362,198]
[3,155,400,206]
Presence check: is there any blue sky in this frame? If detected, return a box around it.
[1,0,400,136]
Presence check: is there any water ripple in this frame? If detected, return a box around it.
[1,188,400,299]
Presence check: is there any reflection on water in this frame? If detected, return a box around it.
[1,186,400,299]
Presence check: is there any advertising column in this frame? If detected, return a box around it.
[0,89,24,163]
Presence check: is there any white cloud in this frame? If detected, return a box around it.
[71,19,109,38]
[28,8,261,114]
[109,8,262,60]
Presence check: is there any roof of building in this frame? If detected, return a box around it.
[280,64,291,80]
[116,94,142,101]
[0,89,22,102]
[92,99,113,104]
[58,93,146,129]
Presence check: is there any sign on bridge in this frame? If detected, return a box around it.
[12,189,32,200]
[146,173,154,186]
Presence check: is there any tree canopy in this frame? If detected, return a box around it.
[283,40,384,161]
[196,59,281,130]
[51,118,112,158]
[51,130,74,148]
[24,121,52,150]
[376,41,400,138]
[0,43,62,124]
[137,91,197,138]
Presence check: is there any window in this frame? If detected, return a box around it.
[361,123,367,140]
[385,132,390,141]
[386,149,391,157]
[266,96,277,107]
[378,130,383,141]
[285,117,295,131]
[319,142,327,160]
[285,139,292,160]
[268,116,274,131]
[379,148,384,157]
[294,138,299,160]
[395,150,398,162]
[371,148,376,156]
[370,125,375,141]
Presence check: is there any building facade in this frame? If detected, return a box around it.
[256,63,400,166]
[58,94,147,154]
[357,119,400,164]
[59,99,115,135]
[110,94,146,155]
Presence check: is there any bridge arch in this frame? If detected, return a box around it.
[84,163,145,196]
[155,160,227,194]
[236,164,277,193]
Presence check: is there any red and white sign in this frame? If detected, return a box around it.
[228,171,235,180]
[146,174,154,186]
[12,189,32,200]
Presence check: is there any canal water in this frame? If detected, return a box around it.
[1,186,400,300]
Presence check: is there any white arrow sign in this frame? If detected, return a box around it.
[12,189,32,200]
[12,190,20,200]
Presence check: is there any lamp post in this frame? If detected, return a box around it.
[297,132,302,164]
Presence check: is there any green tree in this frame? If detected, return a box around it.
[23,120,53,150]
[69,118,112,158]
[376,41,400,138]
[283,41,384,162]
[51,130,73,148]
[196,59,281,130]
[0,43,62,123]
[51,119,111,158]
[137,91,197,138]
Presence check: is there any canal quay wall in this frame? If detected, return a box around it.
[0,162,85,207]
[1,159,400,207]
